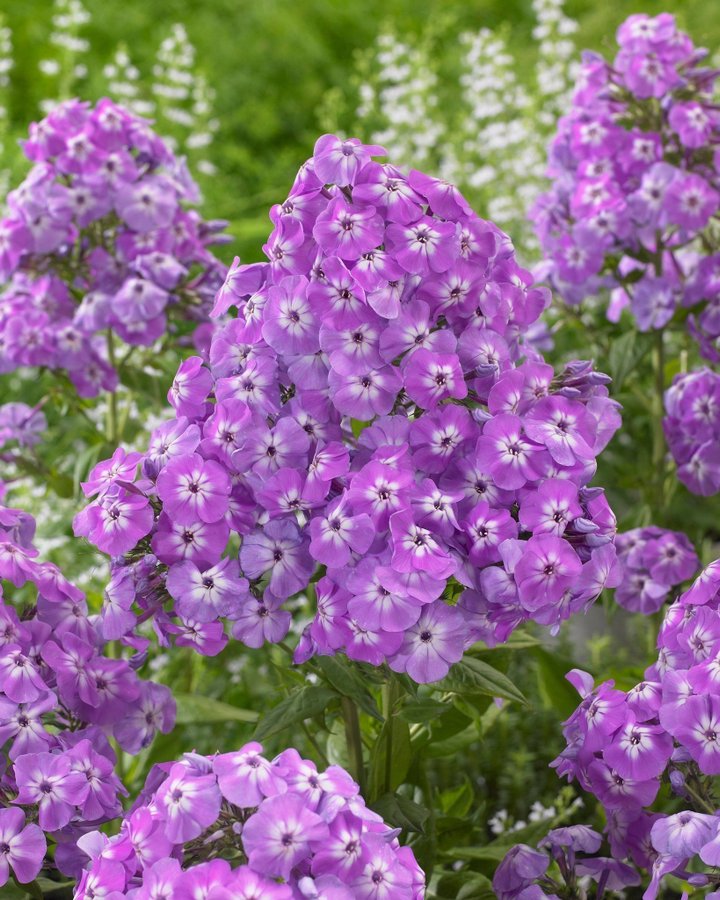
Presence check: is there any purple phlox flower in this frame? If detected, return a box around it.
[462,501,517,566]
[666,694,720,774]
[523,396,595,466]
[603,715,673,780]
[168,356,213,420]
[403,348,468,409]
[214,741,287,807]
[347,460,413,530]
[240,519,313,599]
[0,691,55,758]
[650,810,717,858]
[155,761,222,842]
[328,364,402,419]
[388,601,465,683]
[0,807,46,887]
[156,453,231,525]
[113,681,176,754]
[14,750,89,830]
[514,535,583,610]
[309,492,374,567]
[493,844,549,899]
[313,197,384,261]
[475,414,543,490]
[263,275,320,355]
[519,479,582,536]
[81,447,142,497]
[389,510,456,579]
[313,134,385,187]
[385,216,458,276]
[231,592,292,648]
[349,834,414,899]
[242,792,329,880]
[344,559,423,633]
[74,483,154,555]
[166,557,249,622]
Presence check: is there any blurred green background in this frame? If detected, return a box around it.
[3,0,719,264]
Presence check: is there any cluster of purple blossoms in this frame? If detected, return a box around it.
[0,98,227,397]
[74,742,424,899]
[543,558,720,897]
[614,526,698,614]
[75,135,621,683]
[494,826,640,899]
[0,402,47,451]
[664,368,720,496]
[0,490,175,887]
[532,13,720,352]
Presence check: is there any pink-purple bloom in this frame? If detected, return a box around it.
[533,13,720,359]
[0,99,227,397]
[73,743,424,899]
[0,493,174,886]
[75,136,621,682]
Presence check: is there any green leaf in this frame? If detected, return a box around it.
[315,656,382,720]
[371,791,429,833]
[254,686,337,740]
[174,693,259,725]
[607,329,638,392]
[434,871,495,900]
[531,646,583,718]
[440,777,474,818]
[367,714,412,798]
[424,724,479,758]
[398,697,449,723]
[434,657,528,705]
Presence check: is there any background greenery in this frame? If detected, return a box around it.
[4,0,720,263]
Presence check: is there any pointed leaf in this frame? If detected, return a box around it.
[254,686,337,740]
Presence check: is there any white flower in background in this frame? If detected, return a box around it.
[102,45,154,116]
[1,9,218,180]
[150,22,219,174]
[354,0,578,259]
[38,0,90,113]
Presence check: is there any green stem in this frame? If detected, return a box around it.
[341,697,365,793]
[651,328,667,521]
[106,328,119,445]
[381,678,401,795]
[301,722,330,768]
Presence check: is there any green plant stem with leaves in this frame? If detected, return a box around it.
[106,328,119,445]
[341,696,365,793]
[651,327,667,521]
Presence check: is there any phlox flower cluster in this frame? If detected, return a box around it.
[0,402,47,450]
[74,742,424,899]
[533,13,720,350]
[545,559,720,898]
[0,98,227,397]
[614,526,699,614]
[664,368,720,496]
[0,490,175,887]
[494,826,640,899]
[75,135,621,683]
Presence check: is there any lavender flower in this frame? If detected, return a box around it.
[73,742,424,898]
[0,98,227,397]
[75,136,622,682]
[664,369,720,496]
[0,491,175,886]
[614,527,699,614]
[533,12,720,355]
